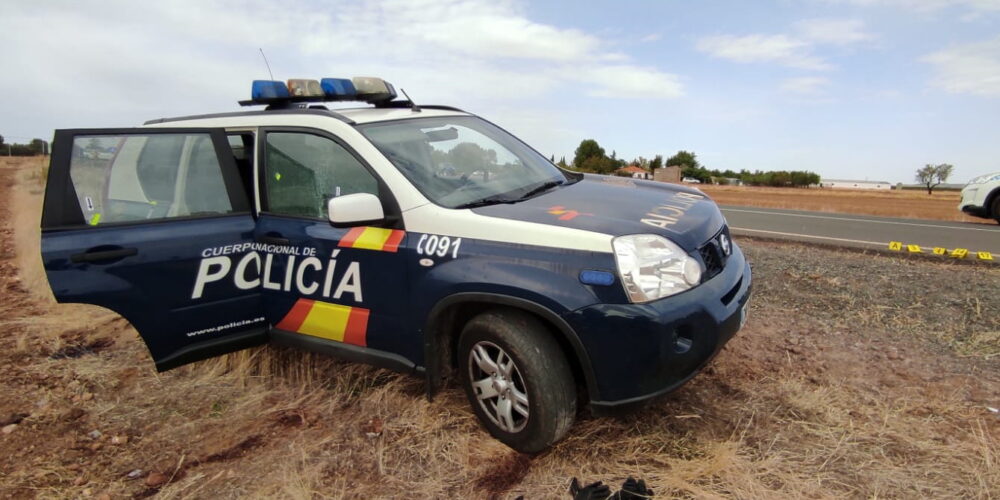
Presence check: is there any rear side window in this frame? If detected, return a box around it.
[69,134,236,225]
[264,132,378,219]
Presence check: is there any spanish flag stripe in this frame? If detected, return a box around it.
[298,301,352,342]
[351,227,394,250]
[276,298,371,347]
[275,299,314,332]
[337,227,407,252]
[343,307,370,346]
[381,230,405,253]
[338,227,367,248]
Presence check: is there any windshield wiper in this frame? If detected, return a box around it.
[517,180,564,200]
[453,196,519,209]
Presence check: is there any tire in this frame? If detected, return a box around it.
[458,308,577,453]
[991,194,1000,224]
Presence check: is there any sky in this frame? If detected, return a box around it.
[1,0,999,184]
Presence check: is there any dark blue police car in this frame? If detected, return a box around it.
[41,77,751,452]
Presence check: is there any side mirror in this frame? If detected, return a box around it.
[327,193,384,226]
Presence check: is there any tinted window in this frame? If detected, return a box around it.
[69,134,235,225]
[264,132,378,218]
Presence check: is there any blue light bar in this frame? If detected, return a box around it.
[321,78,357,98]
[251,80,290,100]
[580,270,615,286]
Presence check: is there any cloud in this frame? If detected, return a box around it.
[825,0,1000,11]
[795,19,873,45]
[582,64,684,99]
[696,18,872,72]
[640,33,662,43]
[779,76,832,94]
[696,34,832,70]
[923,36,1000,96]
[0,0,685,137]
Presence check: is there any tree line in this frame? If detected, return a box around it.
[0,134,49,156]
[563,139,821,187]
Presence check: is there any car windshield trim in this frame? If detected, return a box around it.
[357,116,573,209]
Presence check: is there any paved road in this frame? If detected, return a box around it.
[720,205,1000,257]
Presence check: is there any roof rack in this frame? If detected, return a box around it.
[144,108,356,126]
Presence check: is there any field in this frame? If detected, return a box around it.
[697,184,989,224]
[0,156,998,498]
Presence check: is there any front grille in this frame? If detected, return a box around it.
[699,244,723,280]
[698,226,730,281]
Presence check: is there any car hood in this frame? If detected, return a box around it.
[472,174,726,252]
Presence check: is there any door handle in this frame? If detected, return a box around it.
[70,247,138,263]
[258,235,290,245]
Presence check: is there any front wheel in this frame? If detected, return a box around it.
[991,194,1000,224]
[458,309,577,453]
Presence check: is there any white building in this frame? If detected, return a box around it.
[819,179,892,190]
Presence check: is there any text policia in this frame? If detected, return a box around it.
[192,242,362,302]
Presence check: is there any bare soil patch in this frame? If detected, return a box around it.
[698,184,990,224]
[0,157,997,498]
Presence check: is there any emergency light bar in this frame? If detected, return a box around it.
[239,77,398,107]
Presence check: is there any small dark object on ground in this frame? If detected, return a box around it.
[569,477,652,499]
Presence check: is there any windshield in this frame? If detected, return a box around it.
[358,116,573,208]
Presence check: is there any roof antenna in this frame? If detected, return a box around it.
[400,88,422,112]
[259,48,275,80]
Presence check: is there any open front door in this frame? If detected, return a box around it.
[41,128,266,371]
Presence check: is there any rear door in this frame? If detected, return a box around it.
[41,128,266,371]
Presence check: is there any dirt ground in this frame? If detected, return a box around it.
[697,184,990,224]
[1,157,998,499]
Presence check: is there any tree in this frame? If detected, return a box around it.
[666,150,699,170]
[916,163,954,195]
[649,155,663,173]
[0,134,5,146]
[29,138,47,155]
[573,139,605,169]
[580,155,616,175]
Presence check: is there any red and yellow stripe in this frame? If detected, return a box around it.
[275,298,370,346]
[338,227,405,252]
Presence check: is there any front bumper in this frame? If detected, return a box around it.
[564,244,751,410]
[959,185,982,213]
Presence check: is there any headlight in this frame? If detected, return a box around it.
[613,234,701,303]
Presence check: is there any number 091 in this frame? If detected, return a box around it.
[416,234,462,259]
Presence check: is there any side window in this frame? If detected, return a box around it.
[69,133,236,225]
[264,132,378,219]
[226,133,255,207]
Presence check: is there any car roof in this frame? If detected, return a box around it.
[144,104,470,127]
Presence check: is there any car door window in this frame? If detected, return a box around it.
[69,133,236,225]
[264,132,378,219]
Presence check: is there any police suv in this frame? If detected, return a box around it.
[41,77,751,452]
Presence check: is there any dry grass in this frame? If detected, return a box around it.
[697,184,989,223]
[0,157,997,498]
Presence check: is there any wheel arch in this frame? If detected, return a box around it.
[422,293,598,403]
[986,186,1000,219]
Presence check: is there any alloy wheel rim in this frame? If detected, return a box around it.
[468,341,529,433]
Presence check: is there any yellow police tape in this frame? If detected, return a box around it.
[888,241,991,260]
